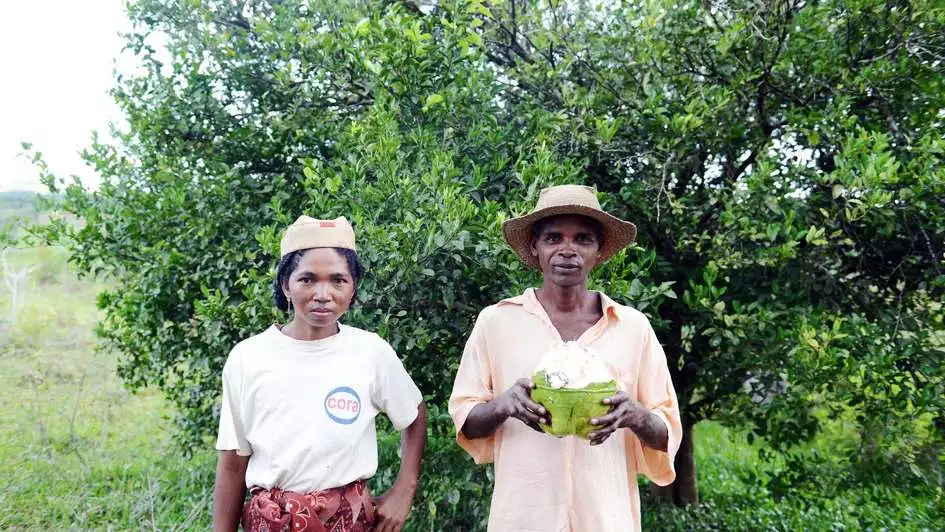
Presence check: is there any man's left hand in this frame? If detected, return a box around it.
[587,391,647,446]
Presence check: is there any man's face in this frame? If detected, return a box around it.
[530,214,602,287]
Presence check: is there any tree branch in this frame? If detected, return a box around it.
[687,368,750,419]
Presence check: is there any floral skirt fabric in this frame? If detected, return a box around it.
[242,479,375,532]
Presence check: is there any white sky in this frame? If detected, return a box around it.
[0,1,130,192]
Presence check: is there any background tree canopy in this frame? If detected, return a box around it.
[33,0,943,523]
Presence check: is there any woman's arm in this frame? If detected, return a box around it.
[212,450,249,532]
[374,401,428,532]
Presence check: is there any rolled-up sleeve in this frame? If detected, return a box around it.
[448,312,496,464]
[624,323,682,486]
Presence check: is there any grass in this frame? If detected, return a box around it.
[1,246,941,530]
[0,247,214,530]
[641,419,944,530]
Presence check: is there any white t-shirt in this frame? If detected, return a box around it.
[215,324,423,492]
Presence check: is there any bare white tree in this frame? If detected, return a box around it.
[1,248,34,326]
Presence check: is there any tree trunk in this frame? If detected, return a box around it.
[649,418,698,506]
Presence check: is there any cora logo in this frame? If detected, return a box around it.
[324,386,361,425]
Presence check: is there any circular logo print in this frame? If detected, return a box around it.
[324,386,361,425]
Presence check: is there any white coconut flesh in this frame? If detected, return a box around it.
[534,342,613,389]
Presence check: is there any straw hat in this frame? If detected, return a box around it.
[502,185,636,269]
[280,216,356,257]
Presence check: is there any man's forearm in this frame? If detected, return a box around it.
[460,400,508,439]
[624,410,669,452]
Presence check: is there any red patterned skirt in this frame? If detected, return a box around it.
[241,479,376,532]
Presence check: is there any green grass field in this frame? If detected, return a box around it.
[0,247,941,530]
[0,247,213,530]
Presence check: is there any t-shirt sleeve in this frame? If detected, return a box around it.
[448,310,496,464]
[623,320,682,486]
[372,338,423,431]
[215,349,253,456]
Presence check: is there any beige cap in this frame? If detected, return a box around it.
[502,184,636,269]
[280,216,356,257]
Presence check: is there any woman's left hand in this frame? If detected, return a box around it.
[586,391,646,446]
[372,483,415,532]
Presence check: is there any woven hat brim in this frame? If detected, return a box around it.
[502,205,637,269]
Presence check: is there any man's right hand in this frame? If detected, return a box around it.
[461,378,551,439]
[495,378,549,432]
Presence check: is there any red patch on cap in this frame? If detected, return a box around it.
[319,221,337,228]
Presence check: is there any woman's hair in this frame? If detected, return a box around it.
[272,247,365,312]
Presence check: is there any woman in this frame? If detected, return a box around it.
[212,215,427,532]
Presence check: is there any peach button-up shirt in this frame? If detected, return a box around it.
[449,288,682,532]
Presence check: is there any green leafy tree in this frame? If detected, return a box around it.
[478,0,945,504]
[34,0,943,520]
[34,1,572,527]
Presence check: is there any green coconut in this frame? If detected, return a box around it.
[531,370,617,439]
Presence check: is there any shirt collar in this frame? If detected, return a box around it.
[498,287,622,322]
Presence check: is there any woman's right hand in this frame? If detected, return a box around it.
[495,378,549,432]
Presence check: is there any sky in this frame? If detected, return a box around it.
[0,1,130,193]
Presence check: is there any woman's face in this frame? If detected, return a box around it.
[283,248,356,331]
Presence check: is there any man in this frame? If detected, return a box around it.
[449,184,681,531]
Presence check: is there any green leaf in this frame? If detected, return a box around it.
[628,278,644,298]
[805,226,826,245]
[466,2,492,17]
[354,17,370,36]
[423,93,444,111]
[363,59,382,75]
[466,32,483,48]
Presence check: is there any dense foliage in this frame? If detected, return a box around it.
[33,0,944,513]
